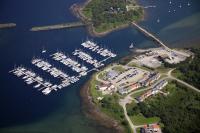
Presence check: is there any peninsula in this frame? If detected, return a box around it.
[82,45,200,133]
[71,0,144,36]
[0,23,16,29]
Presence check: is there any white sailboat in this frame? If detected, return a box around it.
[42,47,47,53]
[129,43,134,49]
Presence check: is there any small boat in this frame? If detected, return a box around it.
[129,43,134,49]
[42,47,46,53]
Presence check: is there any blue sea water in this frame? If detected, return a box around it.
[0,0,200,132]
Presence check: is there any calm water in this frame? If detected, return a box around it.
[0,0,200,132]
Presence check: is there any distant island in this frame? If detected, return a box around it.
[71,0,144,36]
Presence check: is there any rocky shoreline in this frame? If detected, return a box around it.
[73,0,144,131]
[80,77,124,133]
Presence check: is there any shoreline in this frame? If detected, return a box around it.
[78,40,200,132]
[80,77,124,133]
[70,0,145,37]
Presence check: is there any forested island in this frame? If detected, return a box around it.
[83,0,143,33]
[72,0,144,36]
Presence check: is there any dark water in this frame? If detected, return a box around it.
[0,0,200,132]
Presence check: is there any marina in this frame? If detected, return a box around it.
[9,40,117,95]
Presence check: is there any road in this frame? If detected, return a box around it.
[95,65,199,133]
[119,68,199,133]
[167,69,200,93]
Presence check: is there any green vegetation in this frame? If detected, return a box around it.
[155,66,171,74]
[131,90,146,98]
[174,48,200,89]
[89,75,102,104]
[130,114,160,125]
[112,65,126,73]
[128,62,153,71]
[127,102,160,125]
[133,81,200,133]
[89,74,131,133]
[119,53,136,65]
[98,71,106,80]
[136,128,140,133]
[83,0,143,32]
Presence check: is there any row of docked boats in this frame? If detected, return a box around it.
[73,49,104,68]
[10,40,117,95]
[10,67,57,95]
[81,40,116,58]
[51,52,88,77]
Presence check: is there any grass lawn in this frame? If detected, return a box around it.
[172,69,183,78]
[131,90,146,98]
[112,65,126,73]
[89,75,103,104]
[155,66,171,74]
[128,62,152,71]
[130,113,160,125]
[136,127,141,133]
[98,71,106,80]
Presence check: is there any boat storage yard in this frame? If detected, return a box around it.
[9,40,117,95]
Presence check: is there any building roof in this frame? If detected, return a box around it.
[107,70,118,79]
[152,124,160,129]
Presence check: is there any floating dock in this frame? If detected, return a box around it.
[72,49,104,68]
[81,40,116,58]
[10,40,117,95]
[10,67,57,95]
[51,52,88,77]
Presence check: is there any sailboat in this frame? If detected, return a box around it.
[129,43,134,49]
[42,47,47,53]
[157,18,160,23]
